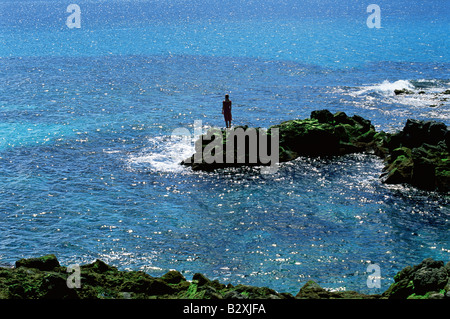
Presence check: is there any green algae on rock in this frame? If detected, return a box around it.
[181,110,449,192]
[181,110,382,170]
[380,119,450,192]
[0,256,293,299]
[269,109,380,161]
[15,254,60,271]
[1,255,449,299]
[295,280,379,299]
[382,258,450,299]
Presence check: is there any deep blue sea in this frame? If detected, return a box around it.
[0,0,449,295]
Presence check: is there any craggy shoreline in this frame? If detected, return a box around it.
[0,255,449,299]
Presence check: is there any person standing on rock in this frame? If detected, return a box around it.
[222,94,232,128]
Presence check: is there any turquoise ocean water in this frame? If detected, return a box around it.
[0,0,449,294]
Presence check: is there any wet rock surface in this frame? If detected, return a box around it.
[1,255,448,299]
[382,258,450,299]
[380,119,450,192]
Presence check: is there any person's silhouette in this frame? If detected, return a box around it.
[222,94,232,128]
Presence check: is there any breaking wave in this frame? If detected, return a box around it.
[127,135,195,173]
[353,80,415,96]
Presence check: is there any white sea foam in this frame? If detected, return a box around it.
[127,134,195,173]
[354,80,415,96]
[348,79,450,111]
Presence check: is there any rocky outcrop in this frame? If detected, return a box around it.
[181,126,275,171]
[380,119,450,192]
[0,255,291,299]
[1,255,448,299]
[394,88,414,95]
[181,110,385,170]
[295,280,379,299]
[393,88,450,107]
[269,109,383,161]
[15,254,60,271]
[382,258,450,299]
[181,110,449,192]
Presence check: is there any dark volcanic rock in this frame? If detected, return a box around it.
[383,258,450,299]
[269,110,379,160]
[1,255,449,299]
[39,273,79,299]
[296,280,332,299]
[193,272,211,287]
[161,270,186,284]
[182,110,381,170]
[394,88,414,95]
[180,109,449,191]
[15,254,60,271]
[181,125,276,171]
[295,280,379,299]
[381,119,450,192]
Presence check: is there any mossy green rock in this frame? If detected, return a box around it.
[381,119,450,192]
[161,270,186,284]
[269,110,378,160]
[383,258,450,299]
[15,254,60,271]
[295,280,379,299]
[1,255,449,299]
[181,109,449,191]
[0,256,293,299]
[182,110,381,170]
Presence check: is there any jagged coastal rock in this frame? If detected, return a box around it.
[181,126,275,171]
[393,88,450,107]
[181,110,386,169]
[382,258,450,299]
[380,119,450,192]
[0,255,449,299]
[270,109,384,160]
[181,110,449,192]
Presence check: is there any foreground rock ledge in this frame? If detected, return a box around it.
[1,255,449,299]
